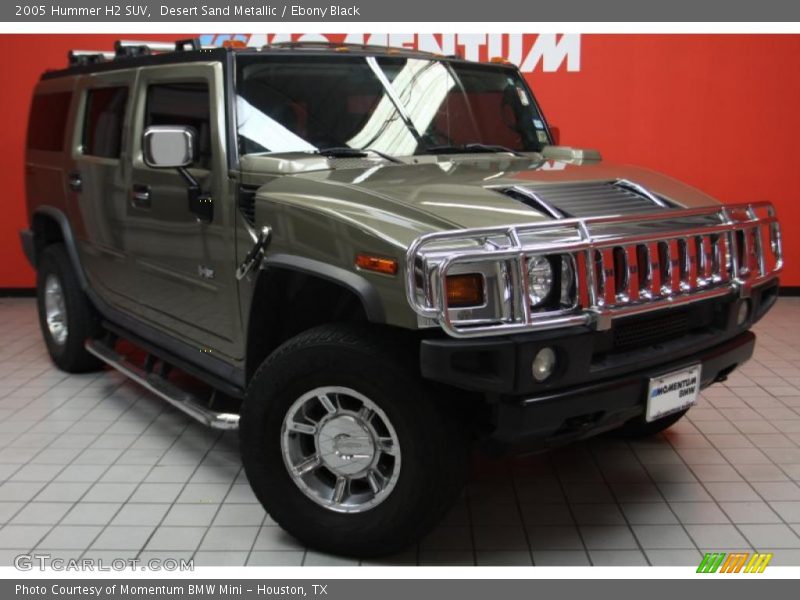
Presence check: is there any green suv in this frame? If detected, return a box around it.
[19,39,783,556]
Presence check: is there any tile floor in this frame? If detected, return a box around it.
[1,297,800,567]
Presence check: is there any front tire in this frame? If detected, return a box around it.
[36,244,102,373]
[240,324,469,557]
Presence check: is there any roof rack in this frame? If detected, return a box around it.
[67,38,215,67]
[266,40,460,59]
[67,50,115,66]
[64,38,464,69]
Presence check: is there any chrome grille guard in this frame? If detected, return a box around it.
[405,202,782,338]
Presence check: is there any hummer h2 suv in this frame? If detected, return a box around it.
[19,39,783,556]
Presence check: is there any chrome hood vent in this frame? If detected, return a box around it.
[497,179,675,219]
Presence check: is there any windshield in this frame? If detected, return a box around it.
[235,54,550,157]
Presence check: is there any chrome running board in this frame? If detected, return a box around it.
[85,339,240,430]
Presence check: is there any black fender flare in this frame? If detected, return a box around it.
[260,253,386,323]
[31,206,89,290]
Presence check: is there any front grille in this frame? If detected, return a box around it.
[588,216,767,309]
[612,310,689,353]
[591,233,730,307]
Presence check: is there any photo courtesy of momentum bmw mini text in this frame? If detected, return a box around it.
[0,0,800,598]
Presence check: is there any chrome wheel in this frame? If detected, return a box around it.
[281,386,401,513]
[44,274,68,346]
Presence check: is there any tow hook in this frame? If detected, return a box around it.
[236,226,272,280]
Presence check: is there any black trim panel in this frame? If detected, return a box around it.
[32,206,89,289]
[19,229,36,268]
[263,253,386,323]
[102,320,244,399]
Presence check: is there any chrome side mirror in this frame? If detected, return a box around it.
[142,125,196,168]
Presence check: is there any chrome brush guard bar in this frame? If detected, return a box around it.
[405,202,782,338]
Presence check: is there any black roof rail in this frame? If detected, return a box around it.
[175,38,203,52]
[66,39,215,66]
[265,40,449,58]
[60,38,472,74]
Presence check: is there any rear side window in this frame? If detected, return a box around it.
[82,86,128,159]
[145,82,212,169]
[27,91,72,152]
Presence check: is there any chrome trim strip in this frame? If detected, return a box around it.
[502,185,566,219]
[85,339,240,430]
[614,178,672,208]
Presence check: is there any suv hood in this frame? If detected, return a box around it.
[295,155,720,230]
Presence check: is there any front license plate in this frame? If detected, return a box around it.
[646,364,701,422]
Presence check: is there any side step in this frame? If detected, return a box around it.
[85,339,240,430]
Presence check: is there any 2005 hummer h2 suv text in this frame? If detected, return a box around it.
[20,39,783,557]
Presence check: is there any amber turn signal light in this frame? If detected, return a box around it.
[355,254,398,275]
[446,273,485,307]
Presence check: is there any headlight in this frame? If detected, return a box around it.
[527,256,553,306]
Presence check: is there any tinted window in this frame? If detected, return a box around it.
[83,86,128,158]
[146,82,212,169]
[235,55,548,157]
[27,91,72,152]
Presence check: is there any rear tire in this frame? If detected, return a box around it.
[613,408,689,439]
[36,244,103,373]
[240,323,470,557]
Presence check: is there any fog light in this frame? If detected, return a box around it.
[532,347,557,382]
[737,301,750,326]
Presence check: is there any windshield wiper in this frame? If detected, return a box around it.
[423,143,526,157]
[315,147,402,164]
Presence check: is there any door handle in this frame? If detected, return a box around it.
[68,171,82,193]
[131,184,151,208]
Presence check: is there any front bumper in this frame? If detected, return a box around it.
[489,330,753,450]
[419,279,778,451]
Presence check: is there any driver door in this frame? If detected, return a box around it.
[123,63,242,360]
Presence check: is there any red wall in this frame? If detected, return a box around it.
[1,34,798,287]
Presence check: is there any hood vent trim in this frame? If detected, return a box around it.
[496,179,675,219]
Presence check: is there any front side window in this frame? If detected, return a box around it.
[235,55,549,158]
[145,82,212,169]
[82,86,128,158]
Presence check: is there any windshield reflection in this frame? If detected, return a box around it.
[235,54,548,158]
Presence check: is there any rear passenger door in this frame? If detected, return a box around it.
[124,63,241,359]
[69,71,134,304]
